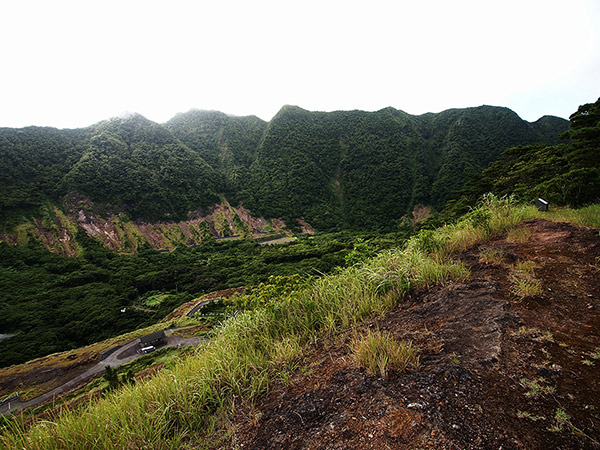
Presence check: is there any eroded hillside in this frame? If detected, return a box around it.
[0,200,290,255]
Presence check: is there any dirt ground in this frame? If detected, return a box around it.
[222,219,600,449]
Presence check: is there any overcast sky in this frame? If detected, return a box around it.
[1,0,598,129]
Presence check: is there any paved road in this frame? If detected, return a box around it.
[258,236,297,245]
[0,330,200,415]
[186,298,222,317]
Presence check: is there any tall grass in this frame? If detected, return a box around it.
[352,329,419,378]
[3,195,589,449]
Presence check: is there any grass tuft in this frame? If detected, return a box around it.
[510,260,543,299]
[479,247,505,265]
[506,227,532,243]
[516,410,545,421]
[351,329,419,378]
[520,377,556,398]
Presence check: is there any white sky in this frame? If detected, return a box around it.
[1,0,598,128]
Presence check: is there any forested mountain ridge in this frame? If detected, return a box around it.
[442,97,600,219]
[0,115,224,225]
[165,110,267,196]
[0,104,568,249]
[241,105,568,230]
[63,114,224,222]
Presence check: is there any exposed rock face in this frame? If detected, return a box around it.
[1,200,292,255]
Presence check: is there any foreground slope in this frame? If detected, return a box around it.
[3,200,599,449]
[227,218,600,449]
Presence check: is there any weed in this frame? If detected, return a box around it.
[589,347,600,360]
[517,260,537,273]
[546,407,600,445]
[534,330,554,343]
[548,408,571,432]
[512,327,553,343]
[541,348,552,361]
[511,277,543,299]
[351,329,419,378]
[510,261,543,299]
[529,204,600,229]
[479,247,505,265]
[512,326,534,336]
[516,410,545,421]
[507,227,532,243]
[450,352,460,365]
[520,377,555,398]
[582,359,595,366]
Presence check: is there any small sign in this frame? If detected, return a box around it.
[535,198,549,212]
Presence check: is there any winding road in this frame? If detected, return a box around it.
[0,330,200,415]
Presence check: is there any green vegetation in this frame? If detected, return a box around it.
[1,104,566,234]
[512,327,553,342]
[446,97,600,218]
[516,410,545,421]
[0,126,89,227]
[510,260,543,299]
[519,377,556,398]
[63,115,223,222]
[0,230,401,367]
[0,194,547,449]
[479,247,505,265]
[165,110,267,198]
[351,329,419,378]
[0,98,597,447]
[224,274,313,311]
[506,226,532,243]
[241,105,565,231]
[544,407,599,445]
[528,203,600,229]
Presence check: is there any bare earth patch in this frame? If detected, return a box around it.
[220,219,600,449]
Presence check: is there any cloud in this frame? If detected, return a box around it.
[0,0,598,127]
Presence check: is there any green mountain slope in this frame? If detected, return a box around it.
[446,97,600,215]
[0,105,567,237]
[241,105,567,230]
[0,126,90,222]
[165,110,267,196]
[63,114,224,221]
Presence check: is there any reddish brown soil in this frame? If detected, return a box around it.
[222,219,600,449]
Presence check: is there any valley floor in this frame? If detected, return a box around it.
[220,219,600,449]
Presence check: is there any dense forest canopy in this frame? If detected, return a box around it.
[0,105,567,233]
[239,105,567,230]
[0,229,395,367]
